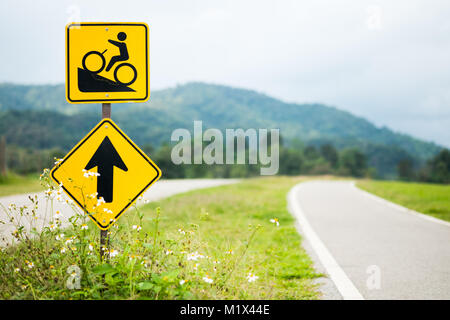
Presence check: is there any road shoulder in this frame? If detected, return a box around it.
[288,183,363,300]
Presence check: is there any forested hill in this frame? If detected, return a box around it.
[0,82,442,177]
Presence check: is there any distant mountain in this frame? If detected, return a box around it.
[0,82,442,177]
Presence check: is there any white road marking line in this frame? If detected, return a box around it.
[352,181,450,228]
[288,183,364,300]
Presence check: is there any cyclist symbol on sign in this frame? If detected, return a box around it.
[105,32,129,72]
[78,32,138,92]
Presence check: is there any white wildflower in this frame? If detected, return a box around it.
[109,249,119,258]
[186,251,204,261]
[246,272,259,283]
[270,218,280,227]
[82,169,100,178]
[203,274,213,284]
[96,197,105,207]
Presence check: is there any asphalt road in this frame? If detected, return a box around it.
[0,179,238,246]
[289,180,450,300]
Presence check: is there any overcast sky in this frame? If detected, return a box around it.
[1,0,449,147]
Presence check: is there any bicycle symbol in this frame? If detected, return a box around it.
[81,31,137,87]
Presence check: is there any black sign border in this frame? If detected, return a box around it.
[51,119,161,229]
[66,23,149,103]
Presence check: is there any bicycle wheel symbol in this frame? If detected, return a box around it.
[82,51,105,74]
[82,51,137,86]
[114,63,137,86]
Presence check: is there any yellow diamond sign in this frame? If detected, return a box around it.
[51,119,161,230]
[66,22,149,103]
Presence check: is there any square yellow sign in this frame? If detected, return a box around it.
[66,22,149,103]
[51,119,161,230]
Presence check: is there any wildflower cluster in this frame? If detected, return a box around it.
[0,168,272,300]
[82,169,100,178]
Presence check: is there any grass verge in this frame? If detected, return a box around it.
[357,180,450,222]
[0,176,320,299]
[0,174,43,197]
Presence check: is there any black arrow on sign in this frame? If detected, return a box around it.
[85,136,128,203]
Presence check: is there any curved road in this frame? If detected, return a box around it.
[289,180,450,300]
[0,179,239,246]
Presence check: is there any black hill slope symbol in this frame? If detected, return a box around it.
[78,68,135,92]
[85,136,128,203]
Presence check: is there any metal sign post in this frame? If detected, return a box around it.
[100,103,111,260]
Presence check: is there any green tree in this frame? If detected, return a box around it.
[153,144,185,179]
[142,143,155,155]
[304,145,319,161]
[279,147,303,175]
[339,148,368,177]
[320,144,338,168]
[424,149,450,183]
[397,159,415,181]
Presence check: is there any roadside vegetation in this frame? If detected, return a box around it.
[397,149,450,184]
[0,173,320,299]
[152,142,373,179]
[358,180,450,222]
[0,173,43,197]
[0,82,442,179]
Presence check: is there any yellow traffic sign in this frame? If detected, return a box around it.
[66,22,149,104]
[51,119,161,230]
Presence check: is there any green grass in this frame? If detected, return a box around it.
[0,175,321,299]
[0,174,44,197]
[357,180,450,222]
[142,176,321,299]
